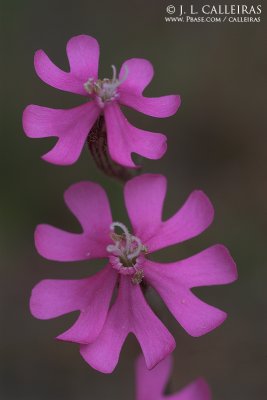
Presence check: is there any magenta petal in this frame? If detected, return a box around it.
[144,246,237,336]
[35,181,112,261]
[66,35,100,82]
[172,378,212,400]
[23,102,100,165]
[163,245,238,288]
[135,355,211,400]
[104,103,167,168]
[80,276,175,373]
[34,35,99,95]
[30,266,117,344]
[35,225,97,261]
[63,181,112,235]
[153,189,214,252]
[118,58,181,117]
[119,58,154,93]
[119,90,181,118]
[124,174,214,252]
[135,354,173,400]
[124,174,167,241]
[119,91,181,118]
[34,50,85,95]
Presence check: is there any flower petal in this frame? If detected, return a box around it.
[35,225,95,261]
[118,58,181,117]
[30,266,117,344]
[34,35,99,94]
[135,355,212,400]
[63,181,112,235]
[119,58,154,94]
[164,245,238,288]
[144,246,237,337]
[124,174,167,241]
[119,91,181,118]
[35,181,112,261]
[135,354,173,400]
[104,103,167,168]
[34,50,86,95]
[173,378,212,400]
[23,102,100,165]
[124,174,214,252]
[80,276,175,373]
[66,35,100,82]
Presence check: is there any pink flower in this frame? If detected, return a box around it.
[30,174,237,373]
[22,35,181,167]
[135,354,212,400]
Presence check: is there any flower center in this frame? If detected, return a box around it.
[84,65,128,108]
[107,222,148,285]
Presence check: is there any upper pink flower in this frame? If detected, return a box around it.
[22,35,181,167]
[30,174,237,373]
[135,354,212,400]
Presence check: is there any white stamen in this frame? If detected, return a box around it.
[110,221,132,252]
[127,235,142,260]
[107,221,147,273]
[111,65,117,83]
[83,64,129,105]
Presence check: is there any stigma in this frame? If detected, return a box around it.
[107,222,147,285]
[84,65,128,108]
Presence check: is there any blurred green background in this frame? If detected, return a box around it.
[1,0,266,398]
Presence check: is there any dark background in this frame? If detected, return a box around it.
[1,0,266,399]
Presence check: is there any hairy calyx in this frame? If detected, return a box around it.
[87,116,135,182]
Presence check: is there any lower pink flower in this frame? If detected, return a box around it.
[30,174,237,373]
[135,354,212,400]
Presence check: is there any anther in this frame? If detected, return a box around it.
[132,269,144,285]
